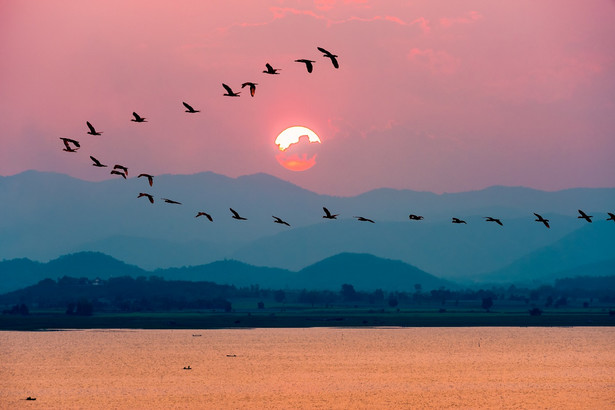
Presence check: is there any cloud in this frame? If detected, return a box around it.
[440,11,482,28]
[407,48,460,75]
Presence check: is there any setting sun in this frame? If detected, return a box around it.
[275,126,321,171]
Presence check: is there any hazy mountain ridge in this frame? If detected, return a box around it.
[2,171,614,279]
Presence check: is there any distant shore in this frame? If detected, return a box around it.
[2,309,614,331]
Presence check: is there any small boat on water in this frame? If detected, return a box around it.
[183,366,192,370]
[26,397,36,401]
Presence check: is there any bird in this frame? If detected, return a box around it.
[354,216,375,223]
[230,208,247,220]
[182,101,200,113]
[138,173,154,187]
[137,193,154,204]
[409,214,424,221]
[317,46,339,69]
[222,83,241,97]
[263,63,281,75]
[272,216,290,226]
[161,198,182,205]
[295,59,316,73]
[86,121,102,135]
[131,112,147,122]
[534,213,550,228]
[59,137,80,152]
[607,212,615,222]
[89,155,107,167]
[452,217,467,224]
[110,170,126,179]
[484,217,503,226]
[577,209,593,223]
[241,82,257,97]
[196,212,213,222]
[113,164,128,177]
[322,207,339,219]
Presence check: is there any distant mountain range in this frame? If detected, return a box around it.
[0,251,449,294]
[1,171,614,282]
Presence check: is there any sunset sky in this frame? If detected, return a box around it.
[1,1,614,196]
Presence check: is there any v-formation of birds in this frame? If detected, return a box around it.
[59,46,613,229]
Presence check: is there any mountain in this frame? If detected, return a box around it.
[0,252,146,294]
[478,222,615,285]
[2,170,614,279]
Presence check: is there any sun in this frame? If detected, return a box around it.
[275,126,321,171]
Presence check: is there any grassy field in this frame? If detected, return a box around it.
[1,308,614,331]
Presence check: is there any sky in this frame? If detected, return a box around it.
[1,0,614,196]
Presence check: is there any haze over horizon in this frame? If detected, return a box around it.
[2,1,614,196]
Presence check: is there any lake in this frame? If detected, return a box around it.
[1,327,614,409]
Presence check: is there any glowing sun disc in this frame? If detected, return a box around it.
[275,126,321,172]
[275,126,321,151]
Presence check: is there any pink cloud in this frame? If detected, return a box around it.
[407,48,460,75]
[440,11,482,27]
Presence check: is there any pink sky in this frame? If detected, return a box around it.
[1,1,614,195]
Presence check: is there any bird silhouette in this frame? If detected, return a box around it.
[138,173,154,187]
[241,82,258,97]
[452,217,467,224]
[295,59,316,73]
[182,101,200,113]
[534,213,550,228]
[196,212,213,222]
[263,63,281,75]
[577,209,593,223]
[86,121,102,135]
[273,216,290,226]
[131,112,147,122]
[89,155,107,167]
[113,165,128,177]
[222,83,241,97]
[110,170,126,179]
[607,212,615,222]
[409,214,424,221]
[322,207,339,219]
[162,198,181,205]
[59,137,80,152]
[230,208,247,220]
[354,216,375,223]
[484,217,503,226]
[317,46,339,69]
[137,193,154,204]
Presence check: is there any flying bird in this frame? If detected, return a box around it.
[86,121,102,135]
[196,212,213,222]
[113,164,128,177]
[222,83,241,97]
[354,216,375,223]
[409,214,424,221]
[317,46,339,69]
[162,198,182,205]
[138,173,154,187]
[131,112,147,122]
[110,170,126,179]
[89,155,107,167]
[272,216,290,226]
[607,212,615,222]
[484,217,503,226]
[182,101,200,113]
[577,209,593,223]
[295,59,316,73]
[137,193,154,204]
[241,82,257,97]
[534,213,550,228]
[322,207,339,219]
[230,208,247,220]
[263,63,281,75]
[59,137,80,152]
[452,217,467,224]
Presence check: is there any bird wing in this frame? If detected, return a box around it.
[330,56,339,69]
[265,63,273,71]
[317,46,331,55]
[132,112,140,120]
[205,213,213,222]
[222,83,233,94]
[183,102,194,111]
[578,209,588,217]
[90,156,102,165]
[86,121,95,133]
[230,208,240,218]
[608,213,615,219]
[323,207,332,217]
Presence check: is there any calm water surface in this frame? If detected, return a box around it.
[1,327,614,409]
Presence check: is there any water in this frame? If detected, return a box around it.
[2,327,614,409]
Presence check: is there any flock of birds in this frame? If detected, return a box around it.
[59,46,615,230]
